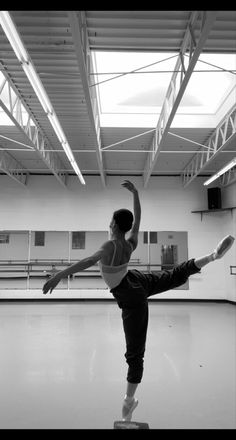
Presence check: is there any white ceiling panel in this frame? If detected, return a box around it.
[85,11,236,53]
[0,11,235,187]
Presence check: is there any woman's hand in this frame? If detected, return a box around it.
[42,273,61,295]
[121,180,138,193]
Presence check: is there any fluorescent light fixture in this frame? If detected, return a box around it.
[47,112,67,144]
[21,62,52,114]
[0,11,51,113]
[204,157,236,186]
[72,163,86,184]
[63,142,75,162]
[0,11,53,113]
[0,11,28,62]
[0,11,85,185]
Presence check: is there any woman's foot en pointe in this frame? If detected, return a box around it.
[122,396,139,422]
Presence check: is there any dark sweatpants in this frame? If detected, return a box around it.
[110,259,200,384]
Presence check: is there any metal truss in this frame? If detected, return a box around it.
[0,64,67,188]
[67,11,106,187]
[143,11,217,188]
[0,148,27,186]
[219,166,236,187]
[183,103,236,187]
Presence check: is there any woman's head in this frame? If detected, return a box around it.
[111,209,133,233]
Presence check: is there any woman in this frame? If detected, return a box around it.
[42,180,234,422]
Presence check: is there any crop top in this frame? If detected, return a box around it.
[98,240,133,289]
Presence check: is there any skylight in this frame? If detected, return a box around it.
[91,51,236,128]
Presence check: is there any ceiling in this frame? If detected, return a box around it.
[0,10,235,188]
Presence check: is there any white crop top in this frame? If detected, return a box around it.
[98,240,133,289]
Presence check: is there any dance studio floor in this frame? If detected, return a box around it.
[0,300,235,429]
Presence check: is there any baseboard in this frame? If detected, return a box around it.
[0,298,235,305]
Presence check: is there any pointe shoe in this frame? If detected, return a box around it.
[122,397,139,422]
[213,235,235,260]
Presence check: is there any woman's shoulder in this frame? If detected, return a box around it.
[100,240,115,252]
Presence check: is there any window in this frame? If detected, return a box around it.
[92,51,236,128]
[143,231,148,244]
[143,231,157,244]
[0,234,9,244]
[150,232,157,243]
[72,231,86,249]
[34,231,45,246]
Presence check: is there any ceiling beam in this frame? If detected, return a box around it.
[183,103,236,187]
[0,67,67,187]
[0,148,27,186]
[219,166,236,187]
[143,11,218,188]
[0,12,85,185]
[67,11,106,188]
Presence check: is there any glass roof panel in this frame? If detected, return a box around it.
[92,51,236,127]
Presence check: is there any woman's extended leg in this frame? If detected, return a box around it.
[194,253,214,269]
[195,234,235,269]
[145,235,235,297]
[195,235,235,269]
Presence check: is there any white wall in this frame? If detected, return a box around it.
[0,232,29,260]
[221,183,236,302]
[0,174,235,301]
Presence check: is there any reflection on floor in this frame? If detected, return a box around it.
[0,300,235,429]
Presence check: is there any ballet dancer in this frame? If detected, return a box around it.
[42,180,235,422]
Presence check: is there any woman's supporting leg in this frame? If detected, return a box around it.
[121,302,149,420]
[122,304,149,384]
[125,382,139,399]
[122,383,139,421]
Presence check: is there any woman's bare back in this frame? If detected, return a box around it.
[101,239,133,266]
